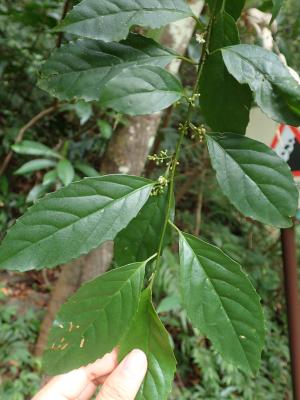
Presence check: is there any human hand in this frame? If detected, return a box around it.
[32,349,147,400]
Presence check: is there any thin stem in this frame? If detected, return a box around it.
[56,0,72,48]
[177,55,198,65]
[151,13,215,285]
[0,104,60,176]
[192,14,206,31]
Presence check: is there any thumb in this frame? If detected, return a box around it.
[97,349,147,400]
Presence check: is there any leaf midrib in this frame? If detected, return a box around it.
[1,182,153,263]
[65,265,143,337]
[42,50,173,79]
[67,6,190,24]
[210,138,288,219]
[49,264,144,371]
[182,235,252,373]
[223,47,291,90]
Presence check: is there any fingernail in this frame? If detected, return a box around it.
[122,349,147,374]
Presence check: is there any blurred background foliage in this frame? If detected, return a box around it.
[0,0,299,399]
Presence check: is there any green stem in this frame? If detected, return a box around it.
[177,55,198,65]
[192,14,206,31]
[151,13,214,286]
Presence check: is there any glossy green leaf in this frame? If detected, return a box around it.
[199,12,252,134]
[114,190,169,266]
[209,11,240,51]
[206,133,298,227]
[44,261,147,375]
[222,45,300,126]
[0,175,154,271]
[99,65,183,115]
[74,161,98,177]
[55,0,193,42]
[15,159,57,175]
[38,33,176,102]
[271,0,283,23]
[12,140,61,159]
[57,159,75,186]
[178,231,265,375]
[119,288,176,400]
[225,0,246,20]
[206,0,245,20]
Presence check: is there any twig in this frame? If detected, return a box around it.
[0,105,58,176]
[55,0,72,48]
[194,148,208,236]
[145,105,174,177]
[151,12,215,285]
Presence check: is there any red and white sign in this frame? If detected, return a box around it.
[271,125,300,177]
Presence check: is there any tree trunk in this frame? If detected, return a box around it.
[35,0,204,357]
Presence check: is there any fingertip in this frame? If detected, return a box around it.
[121,349,147,374]
[98,349,147,399]
[85,348,119,381]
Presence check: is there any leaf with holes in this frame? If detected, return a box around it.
[119,287,176,399]
[178,231,265,375]
[0,175,154,271]
[54,0,193,42]
[43,261,147,375]
[206,133,298,227]
[222,44,300,126]
[99,66,183,115]
[38,33,177,102]
[199,12,252,133]
[114,189,170,266]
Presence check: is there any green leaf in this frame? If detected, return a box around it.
[74,162,98,177]
[55,0,193,42]
[15,159,57,175]
[57,159,75,186]
[178,231,265,375]
[209,11,240,52]
[0,175,154,271]
[26,184,49,204]
[225,0,246,20]
[43,170,58,186]
[119,287,176,400]
[97,120,112,139]
[271,0,283,23]
[73,101,93,125]
[157,294,181,313]
[99,65,183,115]
[38,33,177,102]
[12,140,61,159]
[206,133,298,227]
[199,12,252,134]
[43,261,147,375]
[222,45,300,126]
[114,190,169,266]
[206,0,245,20]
